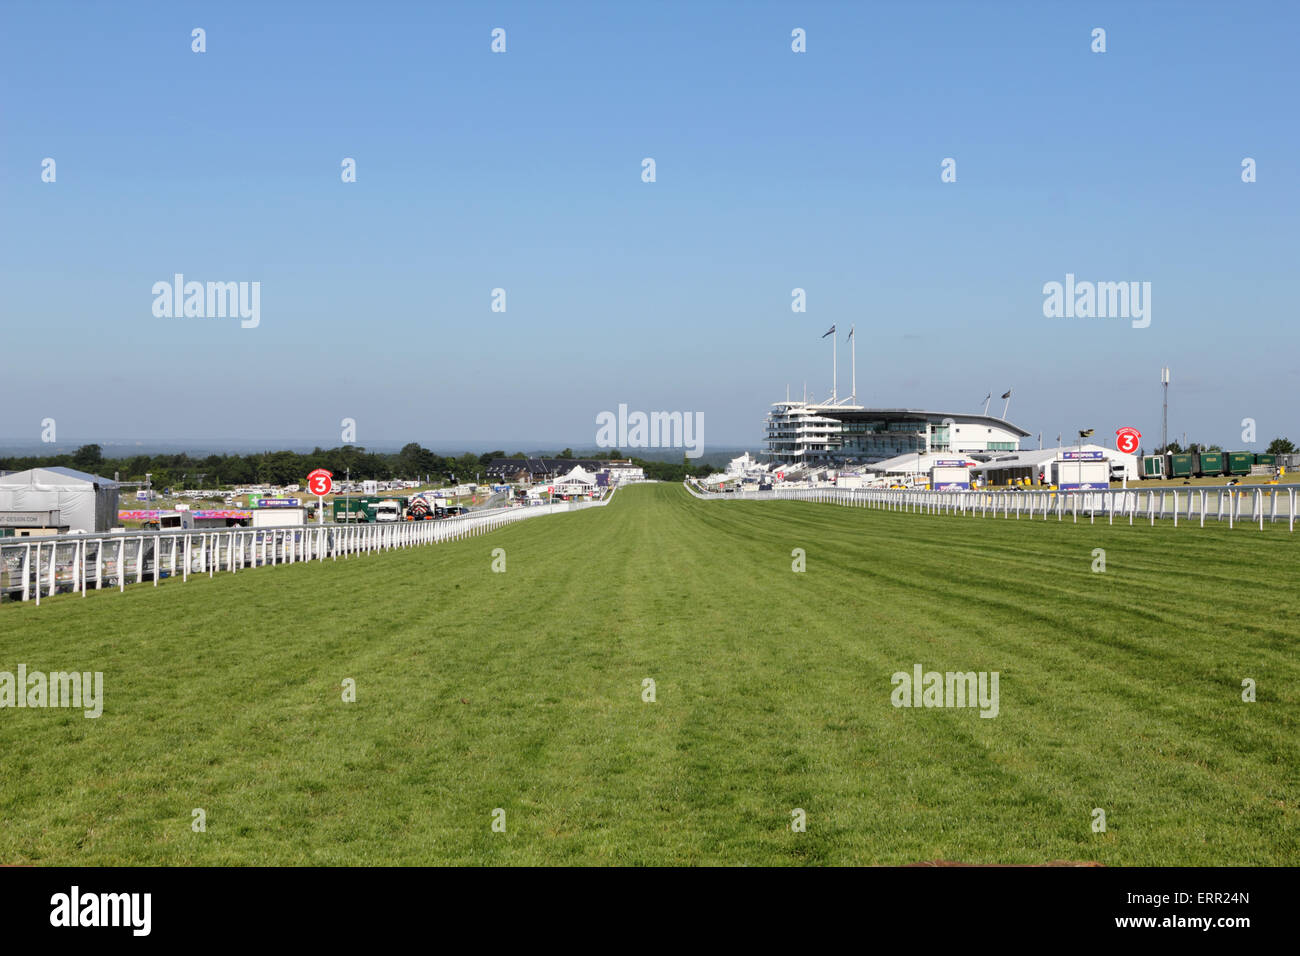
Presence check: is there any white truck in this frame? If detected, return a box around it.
[929,461,972,491]
[251,508,306,528]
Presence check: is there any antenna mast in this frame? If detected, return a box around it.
[1161,366,1170,451]
[850,325,856,403]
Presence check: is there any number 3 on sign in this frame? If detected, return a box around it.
[307,469,333,497]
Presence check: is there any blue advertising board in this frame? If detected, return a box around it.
[933,481,971,490]
[1062,451,1104,460]
[255,497,301,508]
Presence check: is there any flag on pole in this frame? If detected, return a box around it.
[822,325,836,338]
[1001,389,1012,399]
[1079,428,1095,439]
[982,393,991,404]
[847,326,854,340]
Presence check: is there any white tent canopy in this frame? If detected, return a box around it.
[726,452,769,476]
[0,467,121,532]
[972,444,1139,481]
[553,466,597,493]
[872,452,981,475]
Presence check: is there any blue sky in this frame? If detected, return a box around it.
[1,0,1296,452]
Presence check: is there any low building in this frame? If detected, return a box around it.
[485,457,634,484]
[972,445,1138,485]
[870,451,982,476]
[604,463,645,484]
[485,458,602,483]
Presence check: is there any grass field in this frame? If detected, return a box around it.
[1,484,1296,865]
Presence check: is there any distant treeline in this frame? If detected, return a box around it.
[0,443,713,489]
[1150,438,1294,456]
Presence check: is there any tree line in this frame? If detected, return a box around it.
[0,443,712,489]
[1150,438,1294,456]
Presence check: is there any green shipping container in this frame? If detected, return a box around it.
[1254,453,1276,467]
[1167,454,1194,477]
[1197,452,1225,476]
[1227,452,1253,475]
[1141,455,1164,478]
[332,496,378,522]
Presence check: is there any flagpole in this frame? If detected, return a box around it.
[832,331,837,402]
[850,325,856,403]
[1002,392,1011,420]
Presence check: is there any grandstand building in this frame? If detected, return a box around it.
[763,401,847,466]
[764,403,1029,467]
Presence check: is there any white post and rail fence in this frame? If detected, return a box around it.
[685,480,1300,532]
[1,490,616,607]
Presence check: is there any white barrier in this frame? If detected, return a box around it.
[1,489,616,606]
[685,481,1298,533]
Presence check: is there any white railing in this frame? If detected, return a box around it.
[1,488,616,606]
[685,481,1299,532]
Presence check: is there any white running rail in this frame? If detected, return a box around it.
[1,488,616,606]
[684,480,1299,533]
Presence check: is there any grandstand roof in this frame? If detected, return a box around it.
[816,407,1031,438]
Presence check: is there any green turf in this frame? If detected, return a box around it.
[1,484,1296,865]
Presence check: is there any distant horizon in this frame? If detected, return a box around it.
[0,409,1281,457]
[0,438,761,459]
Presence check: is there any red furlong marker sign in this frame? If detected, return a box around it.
[306,469,333,496]
[1115,427,1141,455]
[306,469,333,523]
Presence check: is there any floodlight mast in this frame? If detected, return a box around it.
[850,325,856,404]
[1161,366,1170,453]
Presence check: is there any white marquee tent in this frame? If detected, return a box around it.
[553,466,598,496]
[0,467,120,533]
